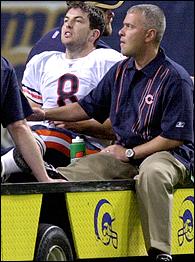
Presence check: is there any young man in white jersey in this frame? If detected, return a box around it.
[3,1,125,172]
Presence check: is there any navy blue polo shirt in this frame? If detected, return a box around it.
[1,56,33,127]
[79,48,194,172]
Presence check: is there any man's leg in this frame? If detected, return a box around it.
[1,132,46,180]
[135,151,187,261]
[57,153,138,181]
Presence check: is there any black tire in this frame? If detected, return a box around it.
[34,223,74,261]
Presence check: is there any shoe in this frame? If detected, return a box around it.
[13,148,31,173]
[44,161,66,180]
[14,147,65,180]
[156,254,172,261]
[1,159,10,183]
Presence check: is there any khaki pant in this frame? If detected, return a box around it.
[57,151,187,254]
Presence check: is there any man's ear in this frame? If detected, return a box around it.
[145,29,157,43]
[89,29,100,43]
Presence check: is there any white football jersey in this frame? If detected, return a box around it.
[22,49,125,108]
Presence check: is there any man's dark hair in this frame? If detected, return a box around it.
[65,1,105,38]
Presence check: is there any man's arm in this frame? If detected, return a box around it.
[7,119,65,182]
[101,136,183,162]
[132,136,183,160]
[28,96,115,139]
[27,98,115,140]
[28,102,90,122]
[54,119,115,140]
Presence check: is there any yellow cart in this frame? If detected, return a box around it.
[1,179,194,261]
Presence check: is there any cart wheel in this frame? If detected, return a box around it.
[34,223,74,261]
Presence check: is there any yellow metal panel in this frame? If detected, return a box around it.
[66,191,146,259]
[171,188,194,255]
[1,194,42,261]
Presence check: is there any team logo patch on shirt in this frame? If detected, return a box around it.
[145,94,154,105]
[176,121,185,128]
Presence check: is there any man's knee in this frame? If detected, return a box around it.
[138,151,176,184]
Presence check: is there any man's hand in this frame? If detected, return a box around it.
[101,144,129,162]
[54,121,83,132]
[27,107,45,121]
[54,121,77,129]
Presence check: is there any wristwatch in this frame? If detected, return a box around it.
[125,148,135,161]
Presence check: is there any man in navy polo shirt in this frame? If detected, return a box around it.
[22,4,194,261]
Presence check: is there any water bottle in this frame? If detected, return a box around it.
[70,136,86,163]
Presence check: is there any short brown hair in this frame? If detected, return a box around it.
[66,1,105,37]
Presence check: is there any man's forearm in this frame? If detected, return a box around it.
[100,135,184,163]
[68,119,115,140]
[133,135,183,160]
[45,102,90,122]
[27,102,90,122]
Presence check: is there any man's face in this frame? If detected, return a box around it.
[61,8,92,48]
[119,11,148,57]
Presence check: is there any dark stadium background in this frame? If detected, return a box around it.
[1,1,194,82]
